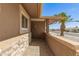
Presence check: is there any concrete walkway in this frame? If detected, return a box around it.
[23,39,54,56]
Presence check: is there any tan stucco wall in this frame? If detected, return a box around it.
[46,33,77,56]
[0,4,20,41]
[19,5,31,34]
[0,4,31,41]
[31,19,45,39]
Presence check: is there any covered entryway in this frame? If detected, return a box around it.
[31,19,46,39]
[22,4,54,56]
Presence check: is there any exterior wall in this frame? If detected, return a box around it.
[19,5,31,34]
[0,4,31,41]
[0,4,20,41]
[46,34,77,56]
[0,34,29,56]
[31,19,45,39]
[0,4,31,56]
[19,5,31,42]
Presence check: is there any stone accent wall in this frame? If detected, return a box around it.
[0,34,29,56]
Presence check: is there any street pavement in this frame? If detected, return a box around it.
[50,31,79,42]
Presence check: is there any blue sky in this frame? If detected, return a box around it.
[49,22,79,29]
[42,3,79,29]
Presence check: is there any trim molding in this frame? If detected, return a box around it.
[31,18,45,21]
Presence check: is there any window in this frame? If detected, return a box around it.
[22,15,27,28]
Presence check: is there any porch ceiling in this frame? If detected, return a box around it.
[22,3,62,23]
[22,3,42,18]
[41,16,65,24]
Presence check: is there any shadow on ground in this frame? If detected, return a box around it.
[29,39,55,56]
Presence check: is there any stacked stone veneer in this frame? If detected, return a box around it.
[0,34,29,56]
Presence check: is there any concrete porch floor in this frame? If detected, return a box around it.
[23,39,54,56]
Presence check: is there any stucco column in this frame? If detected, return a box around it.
[46,19,49,33]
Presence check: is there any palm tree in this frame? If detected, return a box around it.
[54,12,72,36]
